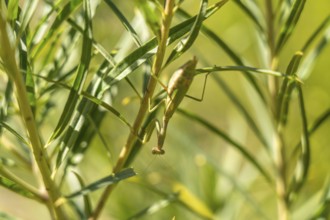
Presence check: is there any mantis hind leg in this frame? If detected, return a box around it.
[185,72,210,102]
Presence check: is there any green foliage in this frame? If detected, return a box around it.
[0,0,330,219]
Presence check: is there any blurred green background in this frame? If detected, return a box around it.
[1,0,330,219]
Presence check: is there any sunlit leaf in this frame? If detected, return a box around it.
[173,182,214,220]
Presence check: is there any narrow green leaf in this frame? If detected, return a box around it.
[0,12,18,78]
[55,62,112,179]
[0,175,37,200]
[277,0,295,26]
[196,65,285,77]
[165,0,209,64]
[58,66,111,181]
[49,0,92,142]
[82,92,134,130]
[71,172,93,217]
[177,108,272,182]
[104,0,154,96]
[66,168,136,198]
[61,107,107,185]
[288,85,310,202]
[301,15,330,52]
[291,109,330,161]
[128,193,178,219]
[18,26,36,114]
[310,178,330,219]
[299,24,330,80]
[54,0,94,168]
[55,101,93,174]
[104,0,143,47]
[7,0,19,21]
[307,109,330,136]
[135,0,162,38]
[275,0,306,54]
[0,121,30,146]
[277,51,303,125]
[0,80,13,126]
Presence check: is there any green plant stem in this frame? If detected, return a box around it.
[0,165,46,202]
[273,130,289,220]
[264,1,289,219]
[90,1,176,219]
[0,15,67,220]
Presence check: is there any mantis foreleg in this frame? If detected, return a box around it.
[151,117,169,154]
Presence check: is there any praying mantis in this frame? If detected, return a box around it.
[149,56,207,154]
